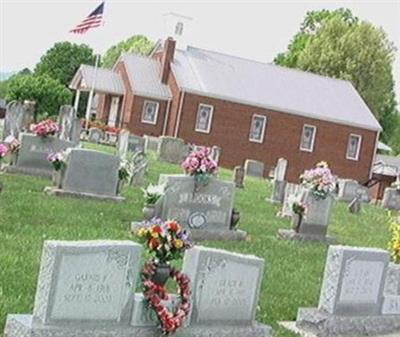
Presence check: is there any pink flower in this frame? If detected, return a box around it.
[0,144,9,158]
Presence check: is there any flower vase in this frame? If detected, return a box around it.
[116,179,125,195]
[152,262,171,286]
[230,209,240,230]
[292,214,303,233]
[142,204,156,220]
[193,173,211,193]
[52,170,63,188]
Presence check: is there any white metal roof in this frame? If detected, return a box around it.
[70,65,125,95]
[172,46,382,131]
[373,154,400,176]
[122,54,172,100]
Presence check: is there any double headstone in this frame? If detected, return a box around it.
[4,241,272,337]
[3,101,34,140]
[269,158,287,204]
[286,245,400,337]
[7,133,75,178]
[133,174,247,241]
[244,159,264,178]
[382,188,400,211]
[157,136,189,164]
[45,148,124,202]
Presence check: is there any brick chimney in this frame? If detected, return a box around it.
[160,37,176,84]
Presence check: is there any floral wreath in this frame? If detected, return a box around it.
[135,219,193,335]
[142,261,191,334]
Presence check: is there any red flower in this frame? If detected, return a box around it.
[148,238,160,250]
[168,221,180,232]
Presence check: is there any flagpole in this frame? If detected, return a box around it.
[85,53,100,130]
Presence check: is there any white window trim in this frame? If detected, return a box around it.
[141,100,159,125]
[300,124,317,152]
[249,114,267,143]
[195,103,214,134]
[346,133,362,161]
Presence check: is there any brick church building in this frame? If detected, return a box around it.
[70,37,381,183]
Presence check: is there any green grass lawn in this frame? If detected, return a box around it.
[0,143,396,337]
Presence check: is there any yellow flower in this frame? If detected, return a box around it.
[136,228,147,237]
[173,239,183,249]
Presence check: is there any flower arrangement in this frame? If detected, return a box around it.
[389,215,400,264]
[181,147,218,187]
[30,119,60,137]
[118,159,132,182]
[135,219,192,335]
[300,161,336,200]
[0,143,9,160]
[135,219,192,263]
[4,136,21,153]
[47,150,69,171]
[142,184,164,206]
[142,262,191,335]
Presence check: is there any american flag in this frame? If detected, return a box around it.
[70,2,104,34]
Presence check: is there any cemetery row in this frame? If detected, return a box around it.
[1,101,400,337]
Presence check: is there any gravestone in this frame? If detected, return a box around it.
[280,183,303,218]
[244,159,264,178]
[382,263,400,315]
[3,101,34,140]
[182,246,271,336]
[157,136,189,164]
[233,166,245,188]
[88,128,104,143]
[7,133,74,178]
[70,118,82,146]
[45,149,124,202]
[210,146,221,164]
[144,135,160,152]
[4,240,142,335]
[117,129,130,159]
[133,174,246,240]
[269,158,288,204]
[129,151,148,187]
[337,179,370,203]
[278,189,336,243]
[382,188,400,211]
[286,245,400,337]
[127,134,145,153]
[58,105,75,142]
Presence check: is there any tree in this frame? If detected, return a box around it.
[275,8,358,68]
[35,42,95,86]
[102,35,154,68]
[274,9,398,142]
[6,74,72,119]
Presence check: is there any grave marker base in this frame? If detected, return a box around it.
[44,186,125,203]
[279,321,400,337]
[5,315,272,337]
[131,222,248,241]
[289,308,400,337]
[277,229,336,244]
[4,165,53,179]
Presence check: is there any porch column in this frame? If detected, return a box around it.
[73,89,81,116]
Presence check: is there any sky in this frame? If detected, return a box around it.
[1,0,399,101]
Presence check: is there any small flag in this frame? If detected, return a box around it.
[70,2,104,34]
